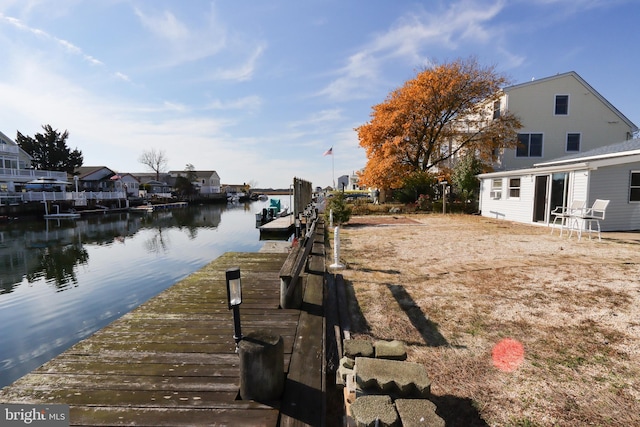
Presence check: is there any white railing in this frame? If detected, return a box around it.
[0,194,23,205]
[67,191,126,201]
[1,191,126,205]
[0,168,68,181]
[0,145,20,154]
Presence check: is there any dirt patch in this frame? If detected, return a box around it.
[335,213,640,427]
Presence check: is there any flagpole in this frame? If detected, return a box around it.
[324,147,335,189]
[332,152,335,189]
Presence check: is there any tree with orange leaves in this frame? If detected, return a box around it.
[356,58,521,190]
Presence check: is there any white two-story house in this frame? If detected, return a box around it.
[0,130,68,200]
[477,72,640,231]
[493,71,637,171]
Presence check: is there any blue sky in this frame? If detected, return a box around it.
[1,0,638,189]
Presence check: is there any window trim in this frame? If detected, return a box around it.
[630,171,640,203]
[508,178,521,199]
[493,100,501,120]
[566,132,581,152]
[516,133,544,158]
[555,94,569,116]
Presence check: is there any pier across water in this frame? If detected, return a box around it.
[0,221,327,426]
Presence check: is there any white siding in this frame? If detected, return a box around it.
[481,169,591,227]
[588,163,640,231]
[481,164,640,231]
[480,174,536,224]
[568,169,590,206]
[499,73,634,171]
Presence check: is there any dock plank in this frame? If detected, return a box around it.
[0,223,328,426]
[0,252,294,425]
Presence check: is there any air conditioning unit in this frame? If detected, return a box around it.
[490,191,502,200]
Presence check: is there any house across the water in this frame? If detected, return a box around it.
[479,138,640,232]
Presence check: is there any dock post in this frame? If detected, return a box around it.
[238,331,284,401]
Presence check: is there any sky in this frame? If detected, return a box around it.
[1,0,638,189]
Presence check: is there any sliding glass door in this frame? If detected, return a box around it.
[533,173,569,223]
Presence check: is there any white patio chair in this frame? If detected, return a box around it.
[568,199,610,241]
[550,200,585,236]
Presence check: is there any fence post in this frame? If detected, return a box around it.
[330,225,344,268]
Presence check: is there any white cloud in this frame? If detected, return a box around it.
[133,7,189,41]
[318,0,507,101]
[132,4,227,69]
[114,72,131,82]
[205,96,263,111]
[208,43,266,82]
[0,13,104,66]
[288,109,344,130]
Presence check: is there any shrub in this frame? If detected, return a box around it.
[325,192,352,224]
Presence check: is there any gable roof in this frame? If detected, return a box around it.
[504,71,638,133]
[0,129,34,160]
[169,170,220,180]
[0,129,15,145]
[74,166,116,180]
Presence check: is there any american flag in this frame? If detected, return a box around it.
[323,147,333,156]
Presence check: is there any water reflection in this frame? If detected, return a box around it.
[0,206,223,294]
[0,202,263,388]
[25,245,89,292]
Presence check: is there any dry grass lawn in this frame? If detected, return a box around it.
[335,214,640,427]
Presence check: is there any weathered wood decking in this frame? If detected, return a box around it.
[0,221,327,426]
[259,215,295,238]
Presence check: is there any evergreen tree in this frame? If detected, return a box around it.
[16,125,83,173]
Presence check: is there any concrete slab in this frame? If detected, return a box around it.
[355,357,431,398]
[375,340,407,360]
[350,395,399,427]
[344,339,374,358]
[395,399,445,427]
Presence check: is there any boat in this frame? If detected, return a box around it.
[257,194,268,201]
[129,204,154,213]
[27,177,72,192]
[255,198,289,226]
[129,202,188,213]
[227,192,247,203]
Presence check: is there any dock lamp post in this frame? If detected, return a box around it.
[226,267,243,349]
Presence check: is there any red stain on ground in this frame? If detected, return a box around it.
[492,338,525,372]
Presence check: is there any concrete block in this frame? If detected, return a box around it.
[395,399,445,427]
[337,356,355,386]
[355,357,431,398]
[350,395,399,427]
[344,339,374,358]
[374,340,407,360]
[344,373,357,426]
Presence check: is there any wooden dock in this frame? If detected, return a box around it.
[259,215,295,239]
[0,221,327,426]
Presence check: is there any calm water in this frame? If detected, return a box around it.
[0,199,288,388]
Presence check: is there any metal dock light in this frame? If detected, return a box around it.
[225,267,243,349]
